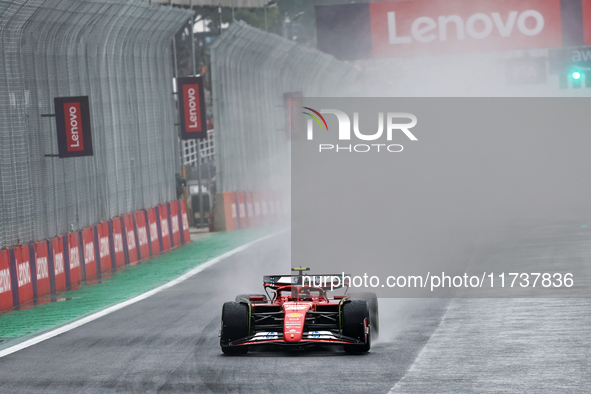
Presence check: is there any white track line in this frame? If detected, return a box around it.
[0,230,285,359]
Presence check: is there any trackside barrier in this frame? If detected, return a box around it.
[213,191,289,231]
[169,201,181,248]
[268,191,276,224]
[245,192,255,228]
[179,199,191,244]
[259,191,269,226]
[34,241,51,299]
[135,210,150,261]
[49,236,66,293]
[0,249,13,311]
[222,192,238,231]
[95,222,112,274]
[10,246,33,307]
[81,227,97,281]
[236,192,247,229]
[122,214,139,266]
[147,207,161,258]
[109,217,126,269]
[166,204,175,249]
[66,233,82,289]
[0,199,191,312]
[252,192,261,227]
[157,204,171,253]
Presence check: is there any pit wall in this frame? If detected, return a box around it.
[0,200,191,312]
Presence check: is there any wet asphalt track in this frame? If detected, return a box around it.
[0,232,450,394]
[2,223,589,393]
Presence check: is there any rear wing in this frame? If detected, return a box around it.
[263,274,350,290]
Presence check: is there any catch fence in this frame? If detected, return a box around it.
[0,0,191,249]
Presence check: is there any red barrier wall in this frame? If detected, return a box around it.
[158,204,171,253]
[123,214,139,266]
[268,190,277,223]
[222,192,238,231]
[169,201,181,247]
[179,200,191,244]
[111,217,125,268]
[147,207,160,258]
[135,211,150,261]
[259,191,270,226]
[245,192,255,228]
[13,245,34,306]
[236,192,247,229]
[81,227,97,280]
[252,192,262,227]
[67,233,82,287]
[96,222,112,274]
[34,241,51,298]
[0,249,12,311]
[51,236,66,293]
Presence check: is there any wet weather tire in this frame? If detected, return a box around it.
[349,292,379,340]
[342,299,370,353]
[220,301,250,355]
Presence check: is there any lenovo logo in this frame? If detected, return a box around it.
[64,102,84,151]
[84,242,95,264]
[114,233,123,254]
[69,246,80,269]
[99,236,110,258]
[17,261,31,287]
[184,85,201,131]
[150,222,158,242]
[161,219,169,237]
[172,216,179,234]
[54,252,64,275]
[388,10,544,44]
[138,226,148,246]
[370,0,562,57]
[36,256,49,280]
[0,268,10,294]
[127,230,136,250]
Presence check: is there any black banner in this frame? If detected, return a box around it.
[54,96,93,158]
[178,76,207,140]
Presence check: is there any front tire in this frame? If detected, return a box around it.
[349,292,379,340]
[342,299,370,353]
[220,301,250,355]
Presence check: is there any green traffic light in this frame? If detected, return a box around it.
[572,71,581,80]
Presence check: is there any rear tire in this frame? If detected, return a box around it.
[220,301,250,355]
[342,299,370,353]
[349,292,379,340]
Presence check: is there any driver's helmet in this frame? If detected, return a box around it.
[298,287,312,300]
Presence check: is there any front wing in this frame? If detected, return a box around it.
[225,331,368,347]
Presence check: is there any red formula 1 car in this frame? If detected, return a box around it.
[219,267,379,355]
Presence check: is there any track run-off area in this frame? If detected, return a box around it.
[0,224,590,393]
